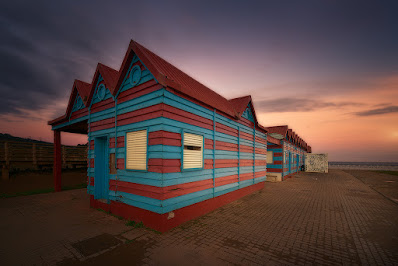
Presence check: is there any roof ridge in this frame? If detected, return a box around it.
[132,40,236,116]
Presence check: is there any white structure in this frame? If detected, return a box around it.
[305,154,328,173]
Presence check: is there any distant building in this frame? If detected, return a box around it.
[48,40,310,232]
[266,126,311,181]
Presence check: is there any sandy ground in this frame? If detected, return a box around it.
[0,168,87,196]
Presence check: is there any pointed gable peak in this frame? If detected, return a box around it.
[74,79,91,105]
[266,125,288,140]
[114,39,236,117]
[97,63,119,94]
[229,95,252,116]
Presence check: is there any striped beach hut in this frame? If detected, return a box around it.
[266,126,311,181]
[48,40,269,232]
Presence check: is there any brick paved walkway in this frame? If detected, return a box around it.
[1,169,397,265]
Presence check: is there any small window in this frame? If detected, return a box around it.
[183,133,203,169]
[126,130,147,170]
[267,151,273,164]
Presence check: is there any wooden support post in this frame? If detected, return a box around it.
[53,130,62,192]
[62,146,66,168]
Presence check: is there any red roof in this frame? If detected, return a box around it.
[86,63,119,105]
[267,135,280,145]
[49,39,269,133]
[98,63,119,95]
[75,80,91,105]
[115,40,236,117]
[228,96,252,116]
[266,125,288,137]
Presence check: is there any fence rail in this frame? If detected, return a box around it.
[1,140,87,179]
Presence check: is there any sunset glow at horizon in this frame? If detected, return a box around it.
[1,1,397,162]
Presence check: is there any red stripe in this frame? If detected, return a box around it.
[117,103,162,122]
[255,148,266,154]
[240,131,253,141]
[149,130,181,140]
[239,117,254,128]
[92,181,264,232]
[240,173,254,181]
[267,169,283,173]
[91,98,115,114]
[255,171,267,178]
[163,111,213,130]
[90,117,115,132]
[148,158,180,166]
[149,138,181,146]
[148,130,181,146]
[148,166,181,173]
[70,108,88,120]
[118,109,163,126]
[255,136,267,145]
[117,158,125,169]
[164,104,213,126]
[109,136,125,148]
[118,81,162,104]
[215,174,239,187]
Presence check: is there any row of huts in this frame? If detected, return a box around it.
[48,40,311,232]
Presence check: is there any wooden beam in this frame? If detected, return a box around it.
[53,130,62,192]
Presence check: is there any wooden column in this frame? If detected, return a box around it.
[53,130,62,192]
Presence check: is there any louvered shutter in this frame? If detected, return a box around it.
[267,151,273,164]
[183,133,203,169]
[126,130,147,170]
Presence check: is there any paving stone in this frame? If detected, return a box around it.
[1,170,398,265]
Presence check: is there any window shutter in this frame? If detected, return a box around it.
[126,130,147,170]
[267,151,273,164]
[183,133,203,169]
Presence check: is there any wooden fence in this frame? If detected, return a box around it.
[0,141,87,179]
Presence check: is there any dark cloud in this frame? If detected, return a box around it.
[0,1,145,117]
[0,0,397,120]
[355,106,398,116]
[254,98,363,113]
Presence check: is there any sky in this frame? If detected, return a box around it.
[0,0,397,162]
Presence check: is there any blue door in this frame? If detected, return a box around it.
[288,152,291,174]
[94,136,109,200]
[296,154,299,172]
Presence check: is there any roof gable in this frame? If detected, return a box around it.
[113,40,236,117]
[229,96,251,116]
[49,39,268,134]
[89,74,113,107]
[117,54,155,96]
[87,63,118,105]
[242,104,255,123]
[71,93,84,114]
[266,125,288,139]
[64,80,90,118]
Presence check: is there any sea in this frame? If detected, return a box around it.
[329,162,398,171]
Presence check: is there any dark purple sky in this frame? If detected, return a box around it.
[1,0,398,161]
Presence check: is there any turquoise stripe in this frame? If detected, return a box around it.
[267,164,283,169]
